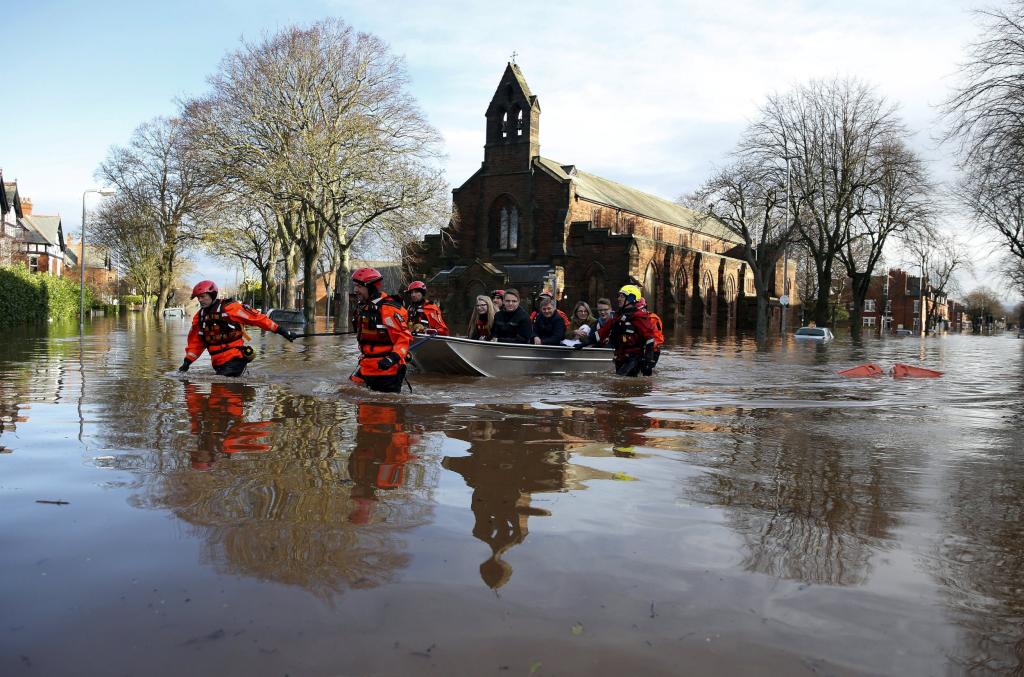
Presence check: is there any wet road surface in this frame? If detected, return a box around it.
[1,316,1022,675]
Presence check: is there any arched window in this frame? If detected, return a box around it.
[491,196,519,251]
[516,108,524,136]
[501,110,509,140]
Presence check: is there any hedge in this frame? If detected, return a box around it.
[0,263,94,327]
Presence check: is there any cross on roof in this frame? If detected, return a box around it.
[510,51,518,64]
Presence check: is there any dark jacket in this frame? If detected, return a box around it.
[533,312,567,345]
[492,306,535,343]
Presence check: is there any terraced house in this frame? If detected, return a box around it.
[409,64,797,331]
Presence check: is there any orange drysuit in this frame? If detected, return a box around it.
[185,298,279,368]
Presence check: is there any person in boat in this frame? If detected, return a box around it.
[491,288,536,344]
[404,280,449,336]
[636,298,664,368]
[467,295,496,340]
[491,289,506,306]
[178,280,296,377]
[533,297,567,345]
[592,298,615,347]
[569,301,598,341]
[581,284,657,376]
[529,290,570,331]
[350,267,413,393]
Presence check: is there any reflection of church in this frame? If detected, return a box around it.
[410,63,798,331]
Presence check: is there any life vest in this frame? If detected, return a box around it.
[473,316,491,340]
[198,299,246,354]
[649,312,665,348]
[406,300,449,334]
[609,307,650,353]
[356,295,407,356]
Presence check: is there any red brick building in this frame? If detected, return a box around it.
[408,64,797,332]
[63,236,117,302]
[854,268,963,334]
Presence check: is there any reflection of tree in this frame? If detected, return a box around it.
[929,362,1024,673]
[441,404,622,589]
[681,407,902,585]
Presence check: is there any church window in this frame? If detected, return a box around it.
[702,239,712,253]
[501,110,508,140]
[516,109,524,136]
[494,196,519,251]
[653,225,663,241]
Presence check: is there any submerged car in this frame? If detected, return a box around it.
[794,326,834,341]
[267,308,307,329]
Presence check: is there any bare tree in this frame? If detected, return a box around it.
[203,200,281,310]
[944,2,1024,276]
[91,197,161,310]
[963,286,1005,332]
[742,78,908,326]
[97,117,215,315]
[903,231,972,333]
[688,159,796,343]
[183,19,446,323]
[840,139,934,337]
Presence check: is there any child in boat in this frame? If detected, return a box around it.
[467,295,496,340]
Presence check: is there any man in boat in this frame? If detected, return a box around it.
[351,267,413,393]
[491,289,506,306]
[491,288,536,344]
[636,298,664,369]
[529,290,570,331]
[404,281,449,335]
[583,284,657,376]
[178,280,296,377]
[532,296,567,345]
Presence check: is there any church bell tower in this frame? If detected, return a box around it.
[483,63,541,172]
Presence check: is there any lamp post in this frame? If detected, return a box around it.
[80,188,115,330]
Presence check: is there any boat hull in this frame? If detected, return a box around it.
[409,335,614,377]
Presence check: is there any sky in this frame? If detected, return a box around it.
[3,0,1014,299]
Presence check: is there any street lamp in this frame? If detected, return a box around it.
[80,188,115,330]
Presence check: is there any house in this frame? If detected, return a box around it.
[63,235,117,302]
[1,175,24,266]
[16,198,68,276]
[855,268,963,334]
[407,63,797,332]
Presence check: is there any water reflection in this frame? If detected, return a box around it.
[184,382,273,470]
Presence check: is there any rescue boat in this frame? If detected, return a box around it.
[408,335,614,377]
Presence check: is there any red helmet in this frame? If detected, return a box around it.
[492,289,505,299]
[351,267,383,286]
[405,280,427,293]
[191,280,218,299]
[636,298,648,309]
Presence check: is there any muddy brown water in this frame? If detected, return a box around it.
[1,315,1022,676]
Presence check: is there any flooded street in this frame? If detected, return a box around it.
[1,316,1022,676]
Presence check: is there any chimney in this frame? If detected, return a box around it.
[21,197,32,215]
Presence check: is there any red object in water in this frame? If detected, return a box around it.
[891,363,944,378]
[838,363,885,377]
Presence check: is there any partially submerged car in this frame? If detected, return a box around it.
[794,326,834,341]
[267,308,307,329]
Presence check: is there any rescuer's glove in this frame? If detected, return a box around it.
[410,323,425,334]
[178,359,192,373]
[276,326,297,342]
[377,353,399,371]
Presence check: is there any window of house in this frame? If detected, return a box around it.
[863,316,876,327]
[865,299,876,312]
[29,256,39,273]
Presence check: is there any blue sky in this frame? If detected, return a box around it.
[4,0,1008,295]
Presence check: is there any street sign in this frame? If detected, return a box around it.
[779,294,790,307]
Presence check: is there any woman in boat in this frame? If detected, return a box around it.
[569,301,597,341]
[533,297,567,345]
[467,295,496,340]
[491,289,536,344]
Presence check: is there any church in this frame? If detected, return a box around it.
[408,63,797,331]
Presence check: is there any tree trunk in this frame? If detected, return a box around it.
[814,265,832,326]
[154,248,175,316]
[263,236,280,311]
[848,273,869,339]
[302,245,318,324]
[755,292,769,344]
[336,247,352,332]
[282,244,298,309]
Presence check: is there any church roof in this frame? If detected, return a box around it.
[508,63,533,99]
[535,157,742,245]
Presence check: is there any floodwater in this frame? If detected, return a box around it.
[1,316,1022,676]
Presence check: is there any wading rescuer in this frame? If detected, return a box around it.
[580,284,657,376]
[179,280,296,377]
[404,281,449,335]
[351,267,413,393]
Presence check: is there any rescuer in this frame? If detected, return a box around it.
[636,298,664,369]
[350,267,413,393]
[404,280,449,335]
[178,280,296,377]
[584,284,657,376]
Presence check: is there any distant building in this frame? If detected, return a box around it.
[1,176,24,265]
[14,198,69,276]
[853,268,963,334]
[407,63,797,332]
[63,235,117,302]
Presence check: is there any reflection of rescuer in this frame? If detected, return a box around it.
[350,267,413,393]
[404,281,449,335]
[347,403,416,524]
[183,381,273,470]
[580,284,658,376]
[178,280,297,377]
